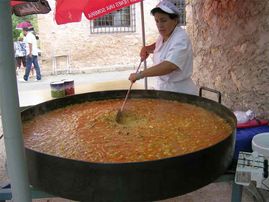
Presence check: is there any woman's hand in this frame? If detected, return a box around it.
[129,71,144,83]
[129,73,137,83]
[140,43,156,61]
[140,46,150,61]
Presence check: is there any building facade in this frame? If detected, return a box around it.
[38,0,159,74]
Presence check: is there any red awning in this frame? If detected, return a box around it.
[55,0,142,25]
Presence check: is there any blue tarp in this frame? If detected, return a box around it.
[234,125,269,159]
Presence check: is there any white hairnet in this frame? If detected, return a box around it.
[156,0,181,16]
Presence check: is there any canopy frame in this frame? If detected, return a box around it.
[0,0,31,201]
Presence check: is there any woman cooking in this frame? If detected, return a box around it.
[129,0,198,95]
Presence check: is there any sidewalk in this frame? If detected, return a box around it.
[16,70,152,107]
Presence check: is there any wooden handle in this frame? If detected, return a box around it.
[119,60,143,112]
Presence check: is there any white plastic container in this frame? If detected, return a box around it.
[252,132,269,159]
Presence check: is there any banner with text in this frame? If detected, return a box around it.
[84,0,141,20]
[55,0,141,24]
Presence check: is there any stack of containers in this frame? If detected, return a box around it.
[50,79,75,98]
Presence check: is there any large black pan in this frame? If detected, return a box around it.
[21,90,236,202]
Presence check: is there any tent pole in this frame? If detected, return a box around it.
[140,0,148,90]
[0,1,31,201]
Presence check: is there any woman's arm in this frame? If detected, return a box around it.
[129,61,178,82]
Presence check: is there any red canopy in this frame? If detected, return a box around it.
[55,0,142,25]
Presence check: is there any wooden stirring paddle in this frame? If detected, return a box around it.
[116,60,143,123]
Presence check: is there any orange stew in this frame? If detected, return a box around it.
[23,98,232,163]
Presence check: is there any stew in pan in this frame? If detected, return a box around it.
[23,98,232,163]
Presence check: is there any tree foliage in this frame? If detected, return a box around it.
[12,15,38,41]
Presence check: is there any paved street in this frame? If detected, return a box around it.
[17,70,136,92]
[16,70,154,107]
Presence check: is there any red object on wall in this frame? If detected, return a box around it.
[237,119,269,129]
[55,0,142,25]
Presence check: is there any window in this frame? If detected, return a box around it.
[172,0,186,26]
[90,6,136,34]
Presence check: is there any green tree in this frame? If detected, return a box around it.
[12,15,38,41]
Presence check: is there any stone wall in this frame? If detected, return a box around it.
[187,0,269,118]
[37,0,158,74]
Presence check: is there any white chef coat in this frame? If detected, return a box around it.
[152,26,198,95]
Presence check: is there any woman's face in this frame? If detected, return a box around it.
[154,12,178,41]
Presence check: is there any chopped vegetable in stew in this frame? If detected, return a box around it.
[23,99,232,163]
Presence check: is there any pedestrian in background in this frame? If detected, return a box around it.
[14,36,26,75]
[22,27,42,81]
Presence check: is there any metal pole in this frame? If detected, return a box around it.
[231,181,243,202]
[0,0,31,201]
[140,0,148,89]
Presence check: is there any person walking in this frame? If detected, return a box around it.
[22,27,41,81]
